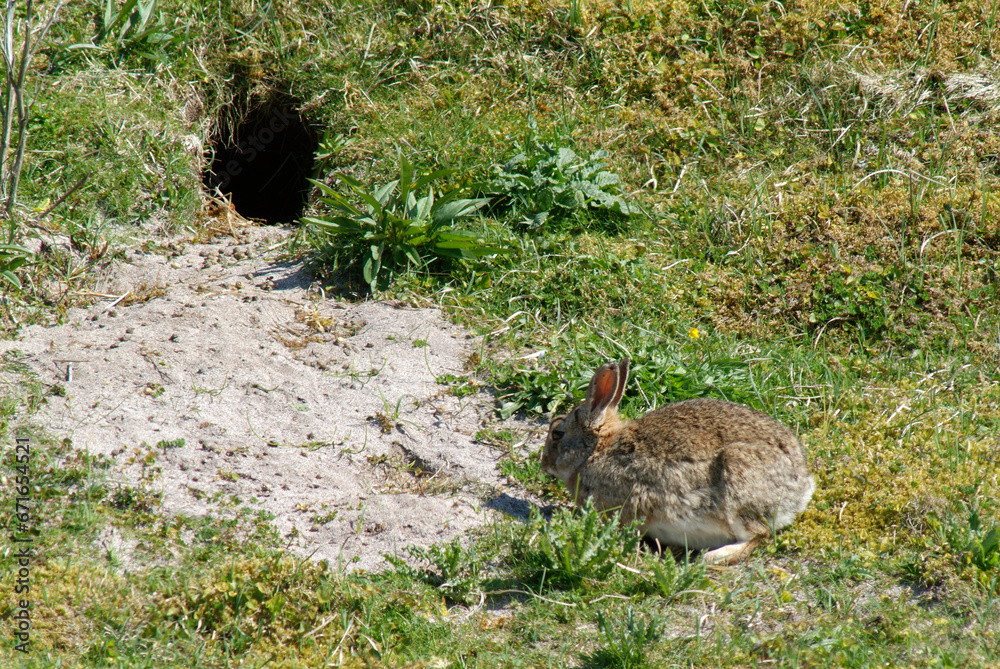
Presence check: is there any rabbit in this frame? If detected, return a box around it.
[541,358,815,564]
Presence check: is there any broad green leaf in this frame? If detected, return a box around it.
[412,167,454,193]
[405,190,418,219]
[427,189,459,230]
[399,157,414,206]
[308,178,343,200]
[1,270,21,289]
[432,197,490,224]
[362,249,381,287]
[373,181,397,207]
[301,215,363,233]
[436,230,478,242]
[592,171,620,187]
[414,190,433,222]
[401,244,421,265]
[138,0,155,28]
[362,255,374,285]
[438,242,510,254]
[501,153,527,170]
[0,245,31,283]
[103,0,116,31]
[499,401,521,420]
[434,246,475,260]
[576,180,606,200]
[402,219,429,234]
[337,173,386,214]
[556,147,578,168]
[525,211,549,228]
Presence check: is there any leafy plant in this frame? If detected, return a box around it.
[510,498,641,589]
[644,552,709,601]
[303,158,507,292]
[957,509,1000,573]
[435,373,478,397]
[311,129,352,178]
[95,0,178,56]
[387,537,483,604]
[491,126,633,228]
[807,263,903,341]
[0,244,30,289]
[586,607,663,669]
[910,505,1000,585]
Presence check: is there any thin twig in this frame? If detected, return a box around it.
[36,171,90,221]
[482,589,577,606]
[101,291,130,313]
[361,21,376,63]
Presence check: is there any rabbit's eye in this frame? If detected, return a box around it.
[552,429,565,441]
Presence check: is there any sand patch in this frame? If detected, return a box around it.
[1,225,539,571]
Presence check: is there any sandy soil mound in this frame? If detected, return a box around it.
[1,225,538,571]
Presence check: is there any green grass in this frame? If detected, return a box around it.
[2,0,1000,666]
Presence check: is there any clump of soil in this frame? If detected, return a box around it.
[1,225,539,571]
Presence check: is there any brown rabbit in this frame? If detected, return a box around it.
[541,358,815,564]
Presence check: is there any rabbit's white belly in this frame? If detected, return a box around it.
[642,516,739,550]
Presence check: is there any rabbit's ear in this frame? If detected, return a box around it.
[585,360,624,427]
[611,358,630,409]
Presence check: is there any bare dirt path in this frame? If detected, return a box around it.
[1,225,538,571]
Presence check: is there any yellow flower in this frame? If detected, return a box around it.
[688,328,700,339]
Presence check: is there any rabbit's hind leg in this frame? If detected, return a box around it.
[702,537,760,565]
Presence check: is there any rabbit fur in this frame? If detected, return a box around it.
[541,358,815,564]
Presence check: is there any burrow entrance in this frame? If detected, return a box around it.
[204,96,317,224]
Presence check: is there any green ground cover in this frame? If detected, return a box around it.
[2,0,1000,666]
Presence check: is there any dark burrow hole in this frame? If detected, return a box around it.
[204,97,317,224]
